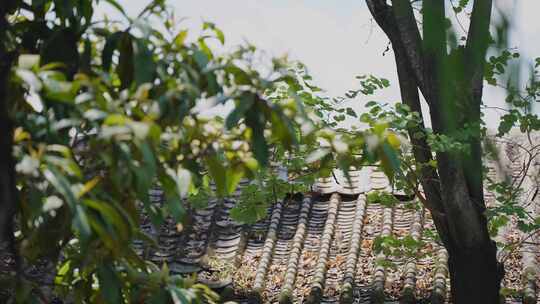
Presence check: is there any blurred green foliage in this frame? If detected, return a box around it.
[1,0,407,302]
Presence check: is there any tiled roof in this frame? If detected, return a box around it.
[140,131,540,303]
[135,153,539,303]
[1,135,538,303]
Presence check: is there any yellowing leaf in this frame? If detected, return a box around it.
[373,122,388,135]
[387,132,401,149]
[77,176,101,199]
[13,127,31,143]
[174,30,188,47]
[104,114,130,125]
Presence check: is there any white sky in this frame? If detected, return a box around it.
[96,0,540,129]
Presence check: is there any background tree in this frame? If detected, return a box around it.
[364,0,539,303]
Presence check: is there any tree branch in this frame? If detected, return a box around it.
[394,51,443,211]
[461,0,493,211]
[464,0,493,106]
[421,0,447,131]
[365,0,396,39]
[392,31,450,248]
[365,0,449,247]
[390,0,427,97]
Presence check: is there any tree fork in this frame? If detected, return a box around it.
[366,0,505,302]
[393,41,452,248]
[367,0,450,248]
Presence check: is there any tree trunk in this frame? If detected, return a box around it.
[365,1,504,302]
[447,238,503,303]
[0,1,17,245]
[437,153,504,303]
[440,160,504,302]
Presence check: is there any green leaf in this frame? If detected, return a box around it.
[43,166,92,241]
[497,113,517,136]
[43,167,77,209]
[365,100,377,108]
[207,156,227,197]
[203,21,225,45]
[225,93,254,129]
[379,142,401,183]
[104,114,130,125]
[245,107,269,167]
[80,39,92,73]
[133,38,156,85]
[102,32,123,70]
[193,50,209,69]
[40,29,79,76]
[166,195,185,222]
[226,166,244,195]
[55,260,71,285]
[117,32,134,89]
[346,107,357,117]
[74,204,92,242]
[230,185,268,224]
[226,65,251,85]
[334,114,346,122]
[97,262,124,304]
[42,77,75,102]
[83,199,130,241]
[215,28,225,45]
[251,133,269,167]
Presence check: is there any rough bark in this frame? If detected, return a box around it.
[0,4,21,298]
[0,1,17,248]
[462,0,493,210]
[447,235,502,303]
[392,36,450,247]
[366,1,504,302]
[367,0,450,249]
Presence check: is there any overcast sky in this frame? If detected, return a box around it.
[96,1,540,129]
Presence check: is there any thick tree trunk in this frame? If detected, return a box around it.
[447,238,503,303]
[0,1,17,245]
[437,154,504,303]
